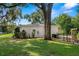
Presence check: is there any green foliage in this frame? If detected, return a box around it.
[1,25,16,33]
[71,14,79,29]
[14,27,28,39]
[55,14,73,34]
[1,26,7,33]
[7,7,23,21]
[54,11,79,35]
[0,4,24,28]
[7,25,16,33]
[51,17,58,25]
[14,27,21,38]
[24,10,44,24]
[21,30,27,39]
[32,29,36,38]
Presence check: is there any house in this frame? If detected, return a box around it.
[20,24,59,38]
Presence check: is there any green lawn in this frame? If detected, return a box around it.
[0,33,13,38]
[0,34,79,56]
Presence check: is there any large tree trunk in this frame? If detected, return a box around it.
[34,3,53,40]
[43,4,52,40]
[44,13,51,40]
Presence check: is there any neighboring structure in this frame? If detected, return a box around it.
[20,24,59,38]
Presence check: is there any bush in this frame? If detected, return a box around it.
[21,30,27,39]
[14,27,21,38]
[14,27,28,39]
[32,29,36,38]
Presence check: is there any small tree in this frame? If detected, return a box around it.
[14,27,20,38]
[32,29,36,38]
[21,30,27,39]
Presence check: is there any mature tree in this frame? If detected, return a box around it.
[34,3,53,40]
[56,14,72,35]
[0,3,24,33]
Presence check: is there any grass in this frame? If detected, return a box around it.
[0,34,79,56]
[0,33,13,38]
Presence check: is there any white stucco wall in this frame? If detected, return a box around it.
[20,24,59,38]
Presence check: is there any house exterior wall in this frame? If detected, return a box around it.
[20,24,59,38]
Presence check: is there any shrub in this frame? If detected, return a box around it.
[32,29,36,38]
[14,27,21,38]
[21,30,27,39]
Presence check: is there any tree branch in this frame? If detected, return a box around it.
[0,3,26,8]
[34,3,42,9]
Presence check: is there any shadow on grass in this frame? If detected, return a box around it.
[0,37,79,56]
[24,39,79,56]
[0,37,30,56]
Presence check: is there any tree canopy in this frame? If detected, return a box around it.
[55,14,72,34]
[24,9,44,24]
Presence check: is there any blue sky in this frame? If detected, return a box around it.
[16,3,78,25]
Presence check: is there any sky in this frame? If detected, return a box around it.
[16,3,78,25]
